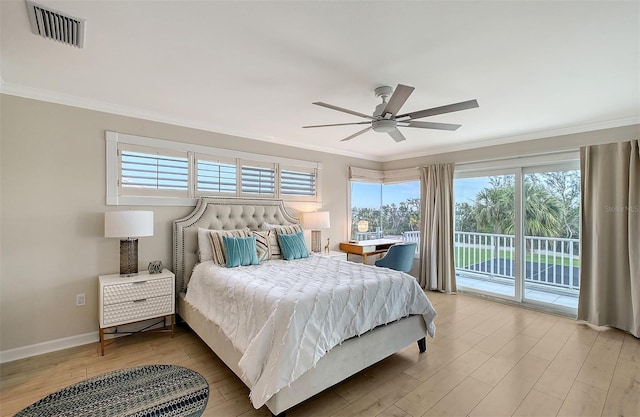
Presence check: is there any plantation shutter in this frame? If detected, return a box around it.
[280,165,317,199]
[240,160,276,196]
[119,143,189,197]
[196,155,237,195]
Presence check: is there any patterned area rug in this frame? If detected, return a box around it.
[16,364,209,417]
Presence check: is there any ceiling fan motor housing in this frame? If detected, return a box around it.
[372,119,397,133]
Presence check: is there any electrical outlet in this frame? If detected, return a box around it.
[76,293,86,306]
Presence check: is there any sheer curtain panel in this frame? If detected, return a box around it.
[579,140,639,337]
[419,163,456,292]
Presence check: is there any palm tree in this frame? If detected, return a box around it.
[474,178,562,237]
[523,182,562,237]
[473,177,563,256]
[474,183,514,258]
[475,185,513,234]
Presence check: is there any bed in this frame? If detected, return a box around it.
[173,197,436,416]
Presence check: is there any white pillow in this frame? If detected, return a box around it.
[198,227,250,263]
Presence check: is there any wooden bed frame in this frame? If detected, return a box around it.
[173,197,428,416]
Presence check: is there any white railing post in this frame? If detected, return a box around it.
[561,240,565,288]
[569,240,575,290]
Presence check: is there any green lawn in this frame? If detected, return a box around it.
[454,247,580,268]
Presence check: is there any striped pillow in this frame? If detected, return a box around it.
[207,228,251,265]
[261,223,304,259]
[252,230,271,261]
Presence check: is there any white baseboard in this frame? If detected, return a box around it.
[0,332,99,364]
[0,320,171,364]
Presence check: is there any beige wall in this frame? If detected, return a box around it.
[0,94,380,352]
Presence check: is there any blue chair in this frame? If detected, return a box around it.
[374,242,417,272]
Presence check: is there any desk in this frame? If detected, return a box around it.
[339,238,403,263]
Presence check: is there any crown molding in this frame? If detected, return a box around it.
[381,116,640,162]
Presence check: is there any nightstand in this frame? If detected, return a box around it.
[313,251,348,261]
[98,269,175,355]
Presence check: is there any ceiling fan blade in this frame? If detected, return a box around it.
[313,102,375,120]
[303,121,371,128]
[340,126,372,142]
[382,84,415,117]
[406,121,461,131]
[388,128,407,143]
[397,99,479,121]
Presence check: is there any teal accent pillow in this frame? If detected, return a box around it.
[222,235,260,268]
[277,232,309,260]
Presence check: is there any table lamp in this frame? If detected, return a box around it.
[105,210,154,276]
[302,211,331,253]
[357,220,369,233]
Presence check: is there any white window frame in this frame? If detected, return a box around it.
[106,131,322,206]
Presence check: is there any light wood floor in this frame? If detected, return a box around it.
[2,291,639,417]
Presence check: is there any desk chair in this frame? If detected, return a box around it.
[374,242,417,272]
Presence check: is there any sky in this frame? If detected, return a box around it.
[454,177,492,204]
[351,181,420,208]
[352,177,491,209]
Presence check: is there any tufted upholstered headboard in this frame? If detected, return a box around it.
[173,197,299,293]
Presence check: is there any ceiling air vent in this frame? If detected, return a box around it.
[26,1,86,48]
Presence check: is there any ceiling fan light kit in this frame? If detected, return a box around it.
[304,84,479,142]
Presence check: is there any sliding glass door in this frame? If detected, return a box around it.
[522,166,580,310]
[454,173,517,299]
[454,161,580,313]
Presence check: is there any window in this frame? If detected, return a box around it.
[280,165,317,199]
[106,131,321,206]
[453,152,580,314]
[241,161,276,196]
[196,155,237,195]
[349,166,420,243]
[119,144,189,197]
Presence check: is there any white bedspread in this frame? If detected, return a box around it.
[185,254,437,409]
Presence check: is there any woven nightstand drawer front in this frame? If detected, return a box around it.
[103,277,173,305]
[103,295,173,326]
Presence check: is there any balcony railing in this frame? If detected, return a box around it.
[402,230,580,291]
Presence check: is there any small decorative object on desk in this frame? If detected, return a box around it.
[148,260,163,274]
[324,238,330,253]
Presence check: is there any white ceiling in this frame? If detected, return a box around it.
[1,1,638,162]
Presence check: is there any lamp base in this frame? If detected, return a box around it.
[120,238,139,276]
[311,230,321,253]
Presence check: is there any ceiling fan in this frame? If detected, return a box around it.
[303,84,479,142]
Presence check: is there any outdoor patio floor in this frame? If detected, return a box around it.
[456,275,579,310]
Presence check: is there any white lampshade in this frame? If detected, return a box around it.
[105,211,154,238]
[302,211,330,230]
[357,220,369,233]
